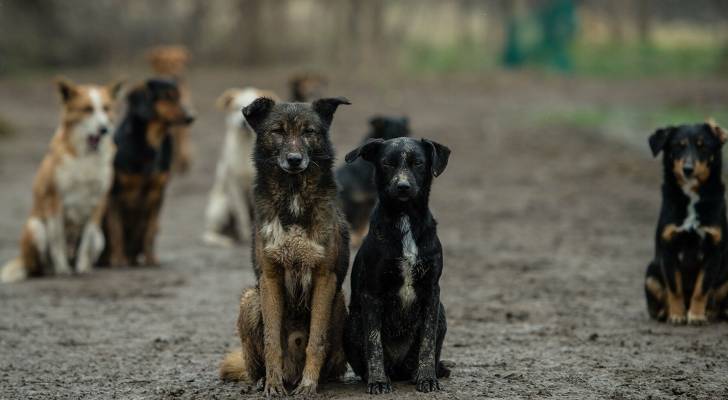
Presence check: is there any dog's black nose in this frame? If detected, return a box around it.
[99,126,109,135]
[287,152,303,167]
[184,115,195,125]
[683,165,694,177]
[397,181,411,192]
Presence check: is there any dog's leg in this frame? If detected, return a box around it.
[226,172,252,243]
[258,260,287,396]
[75,198,107,274]
[645,261,666,321]
[46,208,71,276]
[343,306,367,379]
[687,269,710,325]
[322,291,348,382]
[203,168,234,247]
[362,291,391,394]
[661,250,686,324]
[142,177,167,266]
[414,284,443,392]
[292,271,337,395]
[220,288,265,384]
[105,199,128,267]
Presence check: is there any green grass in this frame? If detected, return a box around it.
[401,40,496,74]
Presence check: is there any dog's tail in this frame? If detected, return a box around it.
[220,348,246,381]
[1,257,27,283]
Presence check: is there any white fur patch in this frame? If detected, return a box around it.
[290,195,302,216]
[27,217,48,256]
[261,217,325,264]
[679,181,703,237]
[398,215,418,307]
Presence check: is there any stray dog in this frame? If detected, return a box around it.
[1,77,122,282]
[289,73,327,102]
[100,79,194,267]
[336,116,410,246]
[202,87,280,247]
[147,45,194,174]
[219,97,351,396]
[645,121,728,324]
[343,137,451,394]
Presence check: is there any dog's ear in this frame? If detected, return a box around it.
[648,127,674,157]
[127,84,153,120]
[422,139,451,177]
[55,76,79,103]
[216,89,239,111]
[312,97,351,127]
[706,118,727,144]
[106,78,125,101]
[345,138,384,164]
[369,116,386,132]
[242,97,275,133]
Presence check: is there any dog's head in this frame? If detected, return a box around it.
[127,79,195,126]
[55,76,124,152]
[243,97,350,175]
[147,45,189,77]
[367,116,410,141]
[289,73,327,103]
[216,88,280,133]
[649,121,726,190]
[345,137,450,202]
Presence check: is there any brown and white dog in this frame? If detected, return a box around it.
[202,87,280,247]
[1,77,122,283]
[147,45,194,174]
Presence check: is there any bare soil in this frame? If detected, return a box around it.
[1,68,728,399]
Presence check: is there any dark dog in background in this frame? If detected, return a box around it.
[220,97,351,396]
[289,73,327,102]
[343,137,451,394]
[336,116,410,246]
[100,79,194,267]
[645,121,728,324]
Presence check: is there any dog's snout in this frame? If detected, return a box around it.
[99,126,109,135]
[397,180,411,192]
[183,113,196,125]
[683,160,695,177]
[286,152,303,168]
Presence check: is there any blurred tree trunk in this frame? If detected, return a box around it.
[235,0,265,65]
[185,0,209,54]
[636,0,651,43]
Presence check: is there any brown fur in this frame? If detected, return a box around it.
[667,270,686,324]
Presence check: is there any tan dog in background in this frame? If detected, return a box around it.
[1,77,122,282]
[202,87,279,247]
[147,45,194,174]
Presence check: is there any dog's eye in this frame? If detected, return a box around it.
[412,159,424,166]
[102,105,111,113]
[382,160,395,168]
[83,106,94,113]
[303,127,316,135]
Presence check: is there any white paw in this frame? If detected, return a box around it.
[1,259,27,283]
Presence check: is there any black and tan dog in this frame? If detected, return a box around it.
[343,137,451,394]
[220,97,351,395]
[100,79,194,267]
[336,116,410,246]
[645,121,728,324]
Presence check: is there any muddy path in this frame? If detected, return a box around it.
[1,69,728,399]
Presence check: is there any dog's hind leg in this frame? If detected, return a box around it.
[322,291,348,382]
[0,217,46,283]
[435,302,451,378]
[220,288,265,384]
[645,261,666,321]
[203,170,235,247]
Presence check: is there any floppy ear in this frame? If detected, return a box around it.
[55,76,78,103]
[345,138,384,164]
[648,127,673,157]
[215,89,239,111]
[312,97,351,126]
[422,139,451,177]
[706,118,727,144]
[242,97,275,133]
[127,84,153,120]
[106,78,125,101]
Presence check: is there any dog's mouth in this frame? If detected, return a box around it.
[87,134,101,151]
[281,165,307,175]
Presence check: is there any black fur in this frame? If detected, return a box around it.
[336,116,410,240]
[343,137,452,394]
[645,122,728,323]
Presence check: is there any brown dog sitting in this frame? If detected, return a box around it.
[220,96,351,396]
[147,45,194,174]
[100,79,194,267]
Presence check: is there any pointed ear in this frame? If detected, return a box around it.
[127,84,153,120]
[312,97,351,126]
[215,89,239,111]
[345,138,384,164]
[242,97,275,133]
[54,76,78,103]
[422,139,451,177]
[106,78,125,101]
[706,118,727,144]
[649,127,673,157]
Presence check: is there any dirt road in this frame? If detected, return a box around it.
[1,69,727,399]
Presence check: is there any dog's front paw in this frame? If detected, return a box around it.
[55,261,72,276]
[667,313,687,325]
[367,379,392,395]
[262,376,287,397]
[416,376,441,393]
[110,255,129,268]
[687,312,708,326]
[75,257,92,274]
[292,377,317,396]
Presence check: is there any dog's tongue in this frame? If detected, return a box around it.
[88,135,100,150]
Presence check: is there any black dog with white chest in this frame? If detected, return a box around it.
[645,121,728,324]
[343,137,451,394]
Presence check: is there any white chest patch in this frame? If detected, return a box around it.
[260,217,325,267]
[290,194,302,217]
[678,182,703,237]
[397,215,418,307]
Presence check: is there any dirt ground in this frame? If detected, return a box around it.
[1,68,728,399]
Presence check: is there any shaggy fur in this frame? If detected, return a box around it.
[100,79,194,267]
[336,116,410,246]
[343,137,451,394]
[1,77,122,282]
[645,121,728,324]
[202,87,280,247]
[219,97,350,396]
